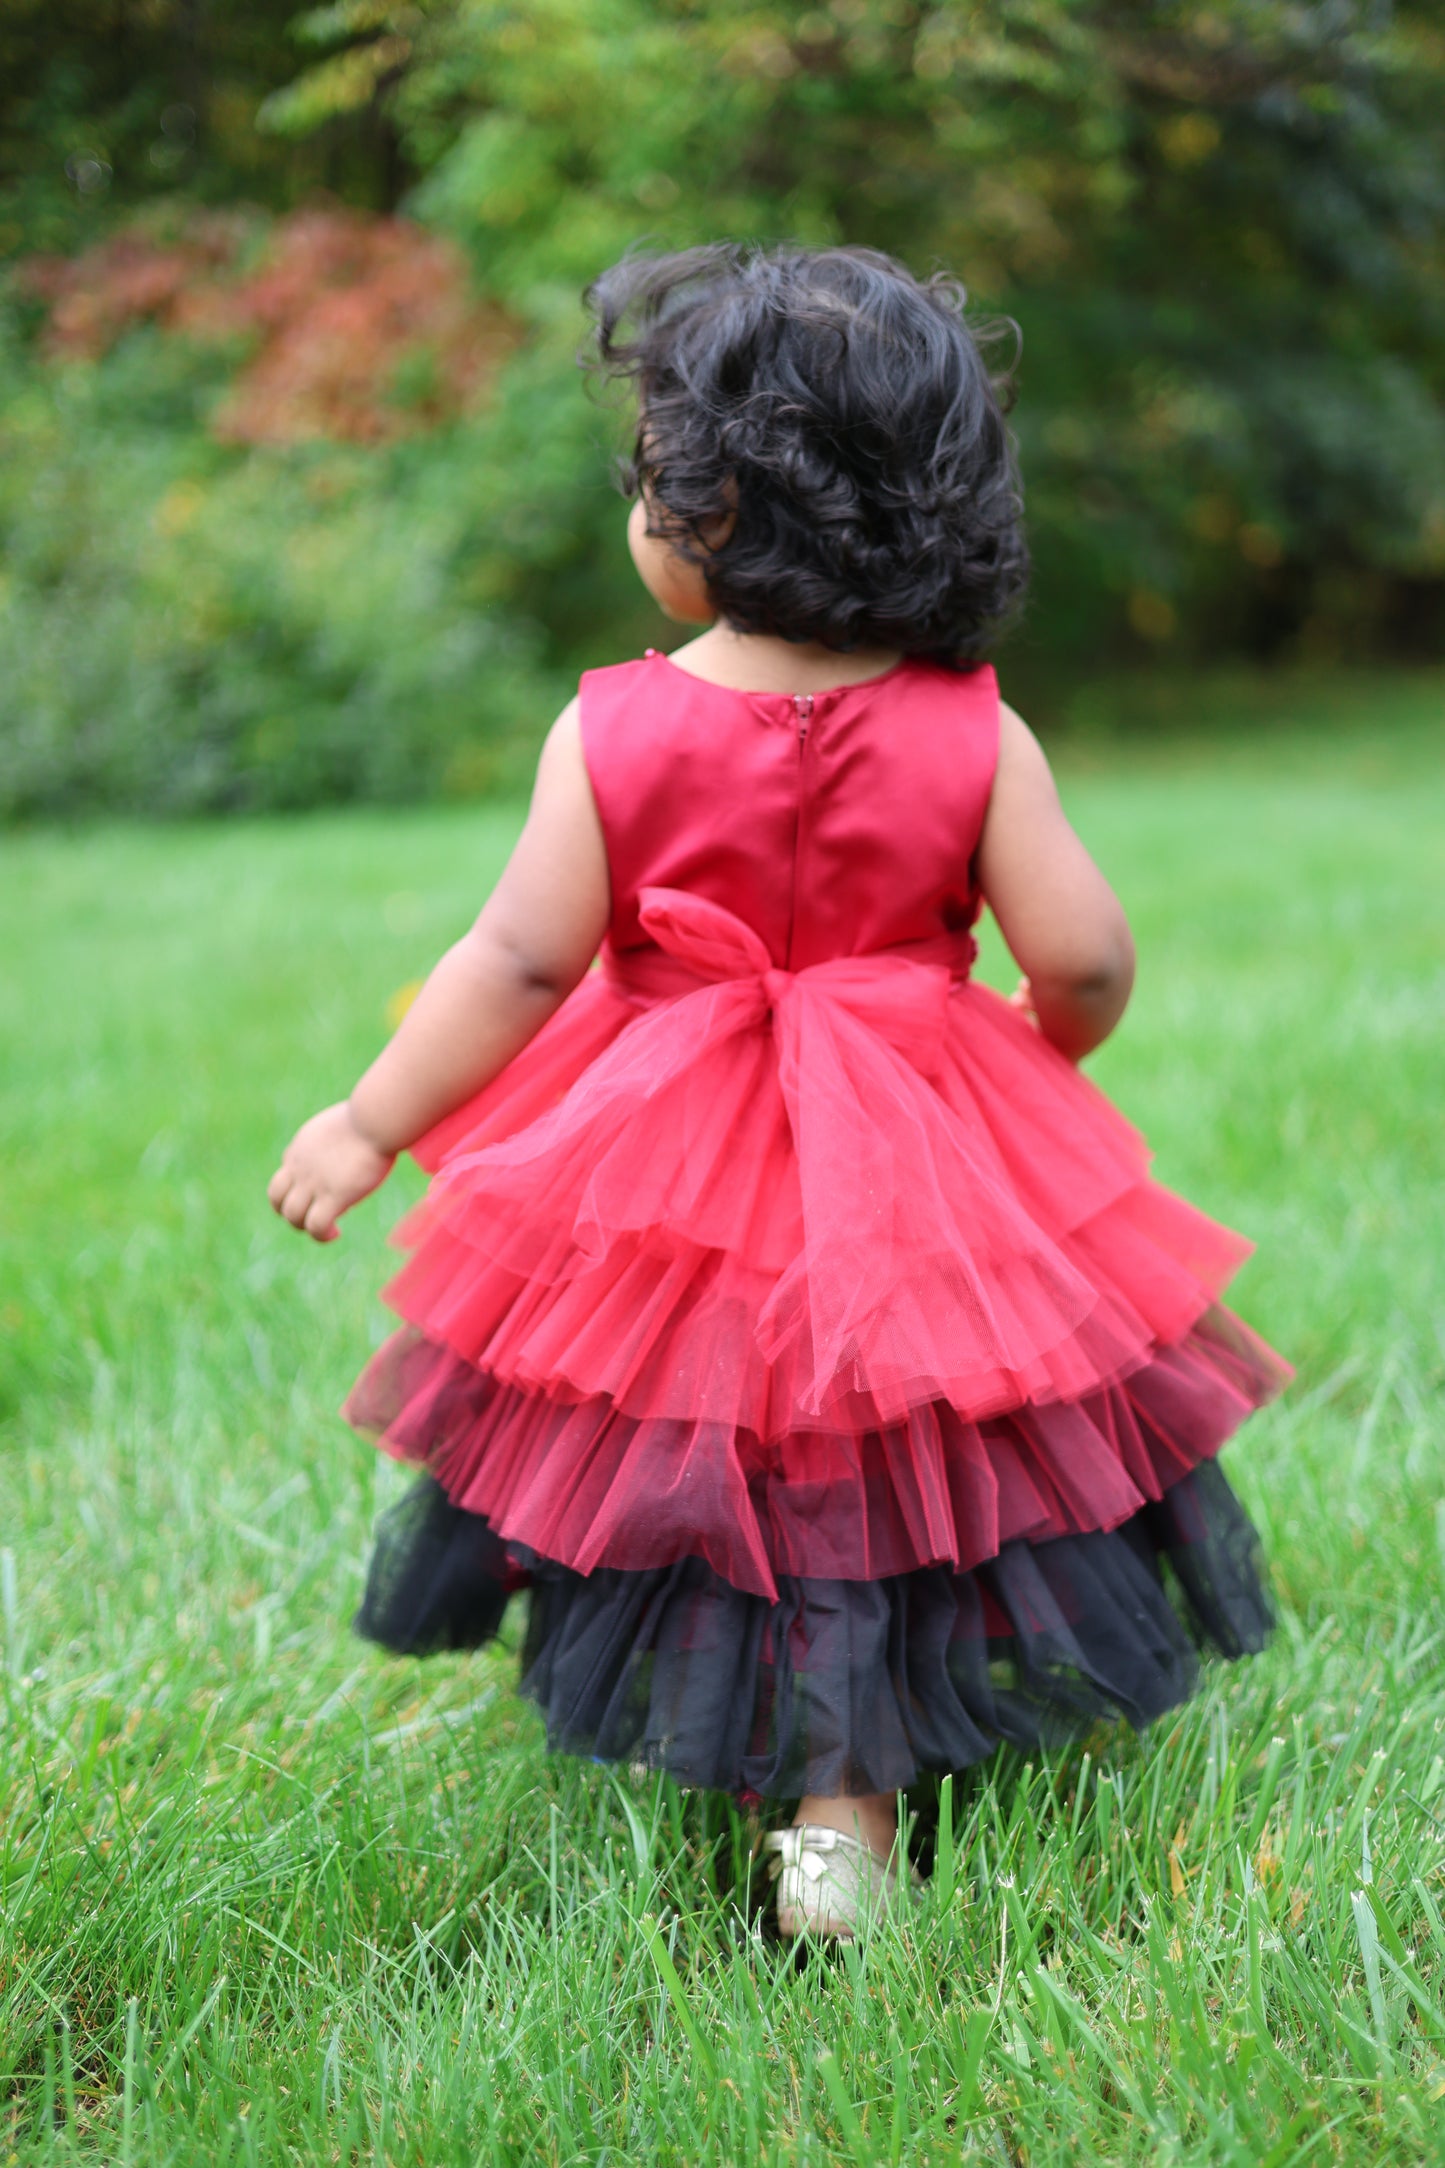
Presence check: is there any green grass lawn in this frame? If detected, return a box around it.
[2,674,1444,2165]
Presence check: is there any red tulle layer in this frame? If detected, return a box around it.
[346,1308,1286,1604]
[385,949,1261,1437]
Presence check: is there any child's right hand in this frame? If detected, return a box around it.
[267,1101,395,1243]
[1008,977,1039,1027]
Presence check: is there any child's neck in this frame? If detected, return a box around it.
[662,622,903,696]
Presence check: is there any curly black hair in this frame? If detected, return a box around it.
[585,243,1028,662]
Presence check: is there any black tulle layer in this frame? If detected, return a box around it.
[355,1458,1270,1798]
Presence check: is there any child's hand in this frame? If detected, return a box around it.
[267,1102,395,1243]
[1008,977,1039,1027]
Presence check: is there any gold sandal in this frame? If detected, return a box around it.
[763,1823,922,1940]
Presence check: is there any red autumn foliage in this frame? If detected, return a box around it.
[21,211,256,358]
[213,210,514,444]
[20,207,514,444]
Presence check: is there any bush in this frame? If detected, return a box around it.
[3,1,1443,815]
[0,204,636,816]
[0,332,584,817]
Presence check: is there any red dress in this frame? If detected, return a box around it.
[347,652,1285,1797]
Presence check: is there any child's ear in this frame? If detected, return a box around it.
[695,505,735,553]
[626,497,717,625]
[701,471,740,548]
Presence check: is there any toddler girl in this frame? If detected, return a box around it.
[269,244,1287,1939]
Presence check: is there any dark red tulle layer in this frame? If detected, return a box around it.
[345,1306,1286,1603]
[354,1462,1273,1797]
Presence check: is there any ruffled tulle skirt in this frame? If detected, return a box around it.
[357,1460,1269,1798]
[346,894,1286,1796]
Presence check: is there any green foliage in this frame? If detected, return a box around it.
[0,0,403,263]
[2,0,1444,813]
[3,710,1445,2157]
[375,0,1445,661]
[0,318,581,816]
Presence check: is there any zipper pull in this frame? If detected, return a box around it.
[792,693,814,741]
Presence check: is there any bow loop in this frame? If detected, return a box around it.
[636,887,773,982]
[790,953,951,1074]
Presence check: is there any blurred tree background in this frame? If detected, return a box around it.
[1,0,1442,815]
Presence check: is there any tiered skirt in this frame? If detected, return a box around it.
[347,894,1285,1796]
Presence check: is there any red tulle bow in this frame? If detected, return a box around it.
[628,888,1018,1407]
[434,886,1106,1420]
[634,885,956,1078]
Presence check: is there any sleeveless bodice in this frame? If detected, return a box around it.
[578,652,1000,972]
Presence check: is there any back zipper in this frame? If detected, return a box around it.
[784,694,815,967]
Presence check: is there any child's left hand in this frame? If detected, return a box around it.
[267,1101,395,1243]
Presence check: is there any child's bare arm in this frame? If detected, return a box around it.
[268,700,610,1241]
[975,702,1135,1061]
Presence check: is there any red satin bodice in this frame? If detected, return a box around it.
[579,652,1000,972]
